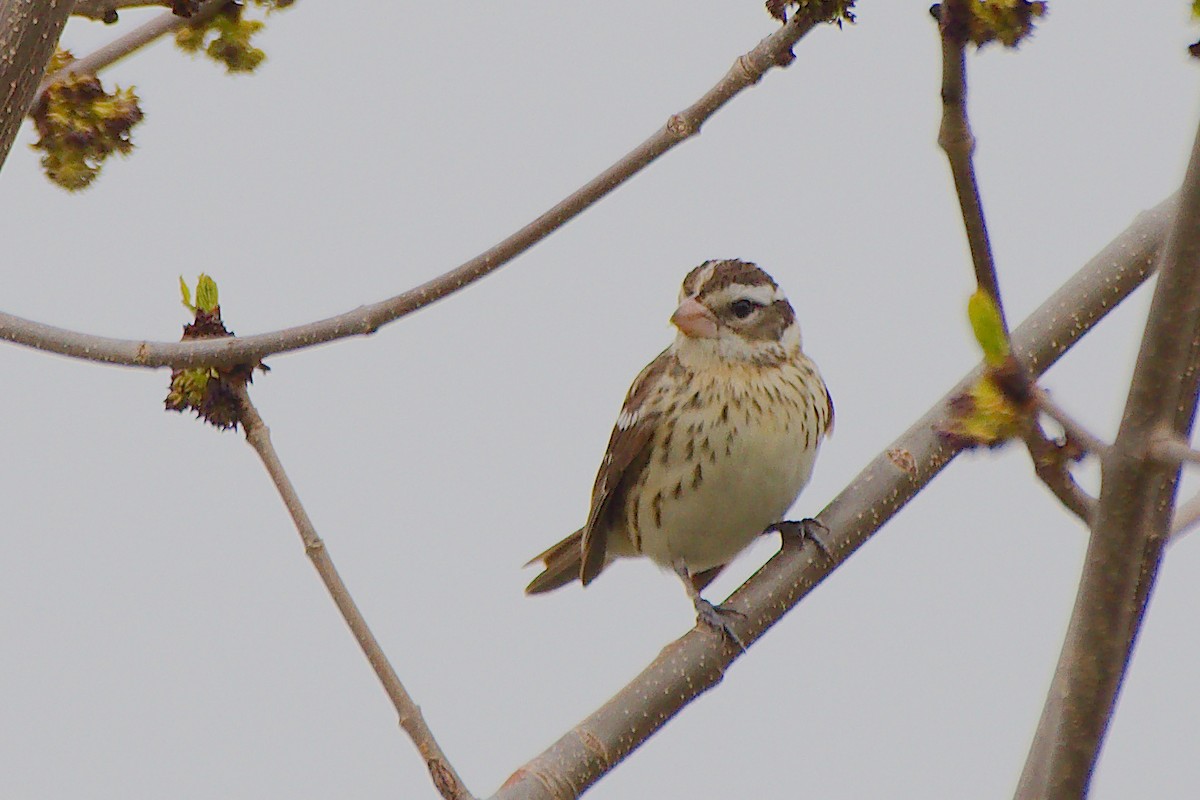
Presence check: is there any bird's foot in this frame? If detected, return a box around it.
[770,518,833,559]
[693,597,747,652]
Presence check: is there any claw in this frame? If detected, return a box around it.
[770,518,833,559]
[693,597,748,652]
[673,559,748,651]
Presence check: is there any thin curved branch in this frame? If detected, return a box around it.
[234,383,474,800]
[491,197,1174,800]
[39,0,227,93]
[1020,390,1106,524]
[1015,121,1200,799]
[0,0,73,167]
[1,9,833,370]
[1021,423,1096,525]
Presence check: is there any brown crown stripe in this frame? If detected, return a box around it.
[693,259,778,299]
[680,264,710,297]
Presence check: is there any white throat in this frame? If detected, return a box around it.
[673,321,802,370]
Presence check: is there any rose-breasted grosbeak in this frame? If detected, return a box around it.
[525,259,833,640]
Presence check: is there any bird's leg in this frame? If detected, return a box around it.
[768,518,833,559]
[672,560,746,651]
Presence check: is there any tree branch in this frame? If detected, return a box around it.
[1015,121,1200,799]
[935,0,1104,530]
[491,197,1174,800]
[71,0,172,22]
[1149,430,1200,465]
[39,0,228,93]
[233,383,474,800]
[0,0,72,167]
[1034,389,1110,457]
[936,0,1006,329]
[1170,490,1200,542]
[0,9,833,370]
[1021,422,1096,525]
[1018,389,1107,524]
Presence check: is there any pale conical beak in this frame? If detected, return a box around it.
[670,297,718,339]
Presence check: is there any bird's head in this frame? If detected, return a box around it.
[670,259,801,366]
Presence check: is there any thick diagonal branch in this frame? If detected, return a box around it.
[491,198,1174,800]
[1015,121,1200,799]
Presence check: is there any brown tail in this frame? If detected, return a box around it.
[524,529,586,594]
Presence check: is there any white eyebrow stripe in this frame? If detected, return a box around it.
[710,283,782,307]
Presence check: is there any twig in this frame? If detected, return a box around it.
[38,0,227,94]
[490,197,1175,800]
[936,0,1006,330]
[71,0,173,22]
[1015,121,1200,799]
[1170,491,1200,542]
[233,383,474,800]
[1034,389,1111,457]
[1,9,832,370]
[1149,430,1200,465]
[1021,423,1097,524]
[1159,434,1200,542]
[935,0,1103,530]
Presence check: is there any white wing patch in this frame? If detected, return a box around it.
[616,407,643,430]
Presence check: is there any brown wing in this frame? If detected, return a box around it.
[579,350,672,585]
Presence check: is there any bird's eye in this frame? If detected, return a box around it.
[729,298,761,319]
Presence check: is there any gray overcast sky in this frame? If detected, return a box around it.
[2,2,1199,798]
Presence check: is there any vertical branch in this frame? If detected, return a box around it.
[936,0,1007,330]
[233,385,475,800]
[1016,121,1200,799]
[0,0,72,167]
[934,2,1104,527]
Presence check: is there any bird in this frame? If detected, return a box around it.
[524,259,834,643]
